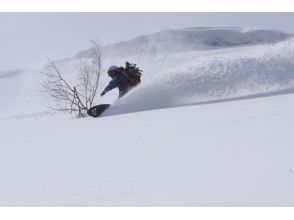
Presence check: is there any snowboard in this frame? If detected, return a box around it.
[87,104,110,118]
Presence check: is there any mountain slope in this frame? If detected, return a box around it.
[1,27,294,206]
[0,92,294,206]
[0,28,293,117]
[1,28,294,118]
[76,27,294,58]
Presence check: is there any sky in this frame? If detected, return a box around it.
[1,12,294,71]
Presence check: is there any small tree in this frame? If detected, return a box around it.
[42,41,102,117]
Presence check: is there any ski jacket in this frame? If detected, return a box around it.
[103,71,133,97]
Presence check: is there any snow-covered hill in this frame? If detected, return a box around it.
[1,92,294,206]
[76,27,294,57]
[1,27,294,206]
[1,27,294,118]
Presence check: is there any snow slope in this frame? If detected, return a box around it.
[1,27,294,206]
[0,92,294,206]
[0,69,45,117]
[1,27,294,118]
[76,27,294,57]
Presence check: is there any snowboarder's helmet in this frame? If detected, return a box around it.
[108,65,120,78]
[108,65,120,72]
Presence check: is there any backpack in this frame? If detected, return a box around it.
[124,62,142,86]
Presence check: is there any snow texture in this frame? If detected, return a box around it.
[0,27,294,206]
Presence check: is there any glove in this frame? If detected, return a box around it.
[101,91,106,96]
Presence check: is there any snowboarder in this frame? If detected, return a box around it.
[101,62,142,98]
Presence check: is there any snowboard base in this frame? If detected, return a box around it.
[87,104,110,118]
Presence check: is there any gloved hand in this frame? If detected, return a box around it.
[101,91,106,96]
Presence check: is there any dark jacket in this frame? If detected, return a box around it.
[103,71,132,97]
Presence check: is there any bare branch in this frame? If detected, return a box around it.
[41,42,103,117]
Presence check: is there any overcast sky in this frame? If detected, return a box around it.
[1,12,294,71]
